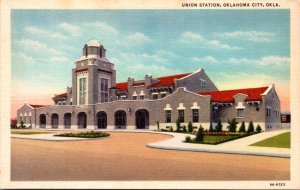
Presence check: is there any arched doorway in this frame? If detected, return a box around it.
[51,113,59,129]
[97,111,107,129]
[115,110,126,129]
[135,109,149,129]
[39,114,46,128]
[77,112,87,129]
[64,113,72,129]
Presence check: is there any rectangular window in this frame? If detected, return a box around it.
[178,110,185,123]
[200,79,206,87]
[152,94,158,100]
[79,78,87,105]
[282,115,286,122]
[161,93,166,98]
[192,109,199,122]
[266,108,272,118]
[140,95,144,100]
[165,110,171,123]
[133,96,137,100]
[29,116,32,125]
[237,109,244,117]
[100,78,109,103]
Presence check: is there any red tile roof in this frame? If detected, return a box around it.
[115,82,128,91]
[53,92,67,99]
[148,73,191,88]
[132,82,145,87]
[199,87,268,103]
[29,104,49,108]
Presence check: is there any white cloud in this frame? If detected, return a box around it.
[179,32,204,43]
[220,31,275,42]
[205,40,241,50]
[13,52,36,65]
[84,22,119,35]
[126,32,151,43]
[49,56,70,62]
[191,56,219,64]
[25,26,68,40]
[226,55,290,67]
[59,22,81,36]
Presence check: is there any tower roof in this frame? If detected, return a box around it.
[86,39,102,47]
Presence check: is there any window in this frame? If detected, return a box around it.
[165,110,171,123]
[161,93,166,98]
[24,116,27,124]
[237,109,244,117]
[200,78,206,87]
[152,94,158,100]
[192,109,199,122]
[100,78,109,103]
[266,108,272,118]
[133,96,137,100]
[178,110,184,122]
[140,95,144,100]
[282,115,286,122]
[79,78,87,105]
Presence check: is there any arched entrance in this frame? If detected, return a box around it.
[51,113,59,129]
[64,113,72,129]
[77,112,87,129]
[39,114,46,128]
[97,111,107,129]
[135,109,149,129]
[115,110,126,129]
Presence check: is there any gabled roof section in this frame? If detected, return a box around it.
[199,87,268,103]
[53,92,67,99]
[148,73,192,88]
[29,104,49,108]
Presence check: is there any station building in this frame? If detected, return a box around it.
[17,40,282,131]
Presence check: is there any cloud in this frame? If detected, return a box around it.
[84,22,119,35]
[25,26,68,40]
[191,56,219,64]
[220,31,275,42]
[117,51,170,65]
[126,32,151,43]
[13,52,36,65]
[179,31,241,50]
[59,22,81,36]
[226,55,290,67]
[49,56,71,62]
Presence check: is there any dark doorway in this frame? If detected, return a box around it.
[51,113,59,129]
[115,110,126,129]
[97,111,107,129]
[135,109,149,129]
[64,113,72,129]
[77,112,87,129]
[39,114,46,128]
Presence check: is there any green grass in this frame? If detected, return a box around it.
[251,132,290,148]
[203,135,234,144]
[11,131,50,135]
[54,131,110,138]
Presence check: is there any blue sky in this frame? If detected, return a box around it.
[11,10,290,114]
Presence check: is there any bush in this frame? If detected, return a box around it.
[170,126,173,132]
[256,124,262,133]
[247,121,255,134]
[187,122,193,133]
[19,121,26,129]
[176,119,181,132]
[239,121,246,132]
[156,121,160,131]
[209,123,214,132]
[215,119,223,132]
[182,125,187,132]
[227,118,238,132]
[185,136,192,142]
[54,131,110,138]
[195,125,204,142]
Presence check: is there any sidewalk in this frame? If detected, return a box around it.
[147,130,290,158]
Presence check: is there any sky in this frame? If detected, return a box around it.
[11,10,290,118]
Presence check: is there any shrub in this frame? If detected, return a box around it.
[247,121,255,134]
[19,121,26,129]
[195,125,204,142]
[176,119,181,132]
[227,118,238,132]
[215,119,223,132]
[185,136,192,142]
[187,122,193,133]
[209,123,214,132]
[170,126,173,132]
[256,124,262,133]
[156,121,160,131]
[239,121,246,132]
[182,125,187,132]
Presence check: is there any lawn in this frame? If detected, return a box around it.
[11,131,50,135]
[251,132,290,148]
[185,133,250,145]
[54,131,110,138]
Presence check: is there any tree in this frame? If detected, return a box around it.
[215,119,223,132]
[227,118,238,132]
[209,123,214,132]
[256,124,262,133]
[195,125,204,142]
[239,121,246,132]
[170,126,173,132]
[247,121,254,134]
[183,125,187,132]
[176,119,181,132]
[188,122,193,133]
[19,120,25,129]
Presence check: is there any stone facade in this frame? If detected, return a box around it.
[16,40,283,132]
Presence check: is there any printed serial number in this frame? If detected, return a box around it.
[270,183,285,186]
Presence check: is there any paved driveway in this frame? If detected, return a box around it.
[11,132,289,181]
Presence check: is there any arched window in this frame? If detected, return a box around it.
[77,112,87,129]
[97,111,107,129]
[39,114,46,128]
[115,110,126,129]
[51,113,59,129]
[135,109,149,129]
[64,113,72,129]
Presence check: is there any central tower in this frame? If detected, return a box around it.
[72,40,116,105]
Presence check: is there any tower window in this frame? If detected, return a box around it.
[79,78,87,105]
[100,78,109,103]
